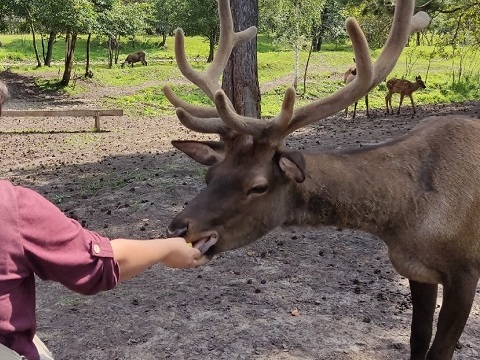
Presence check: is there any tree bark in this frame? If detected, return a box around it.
[85,33,92,77]
[61,32,77,86]
[43,32,56,66]
[221,0,261,118]
[114,36,120,64]
[28,23,42,68]
[108,36,114,68]
[23,5,41,68]
[207,31,216,63]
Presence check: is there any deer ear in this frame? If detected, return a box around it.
[278,151,306,183]
[172,140,225,166]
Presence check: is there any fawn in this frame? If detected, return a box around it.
[385,75,426,114]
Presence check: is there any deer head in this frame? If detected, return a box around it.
[163,0,430,265]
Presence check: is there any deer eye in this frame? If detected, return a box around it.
[247,184,269,196]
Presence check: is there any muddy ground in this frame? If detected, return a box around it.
[1,70,480,360]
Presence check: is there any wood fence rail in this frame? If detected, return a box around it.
[1,109,124,132]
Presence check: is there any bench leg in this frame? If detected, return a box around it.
[94,112,101,132]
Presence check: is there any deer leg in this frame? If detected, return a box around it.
[365,94,369,117]
[426,273,478,360]
[409,95,416,114]
[397,94,404,114]
[352,101,358,119]
[385,93,392,114]
[345,106,349,117]
[409,280,438,360]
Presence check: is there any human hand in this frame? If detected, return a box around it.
[160,237,202,269]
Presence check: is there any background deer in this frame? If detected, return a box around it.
[0,79,9,116]
[161,2,478,359]
[343,58,370,119]
[385,75,426,114]
[121,50,147,68]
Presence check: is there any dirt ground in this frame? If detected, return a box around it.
[1,70,480,360]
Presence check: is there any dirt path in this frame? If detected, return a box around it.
[1,70,480,360]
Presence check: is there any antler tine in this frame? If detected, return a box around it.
[213,87,296,143]
[284,0,430,136]
[163,0,257,121]
[371,4,430,86]
[284,17,373,135]
[176,107,233,138]
[163,85,219,118]
[207,0,258,84]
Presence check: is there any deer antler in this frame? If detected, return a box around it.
[163,0,257,122]
[166,0,430,143]
[285,2,430,135]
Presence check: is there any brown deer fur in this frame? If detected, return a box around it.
[121,50,147,68]
[386,75,426,114]
[170,114,479,360]
[0,79,9,117]
[162,1,474,359]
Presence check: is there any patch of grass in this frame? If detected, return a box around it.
[105,84,212,116]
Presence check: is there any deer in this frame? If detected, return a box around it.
[161,1,479,359]
[121,50,147,68]
[385,75,426,114]
[0,79,9,117]
[343,58,370,119]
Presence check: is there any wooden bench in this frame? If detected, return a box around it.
[1,109,124,132]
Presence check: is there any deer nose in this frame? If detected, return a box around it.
[166,224,188,238]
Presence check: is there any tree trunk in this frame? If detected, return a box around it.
[221,0,261,118]
[302,41,314,95]
[29,22,42,68]
[161,32,167,47]
[293,1,300,90]
[44,32,56,66]
[108,36,115,68]
[207,31,215,63]
[41,34,46,64]
[114,36,120,64]
[85,33,92,77]
[61,32,77,86]
[24,5,42,68]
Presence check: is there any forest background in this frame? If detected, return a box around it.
[0,0,478,118]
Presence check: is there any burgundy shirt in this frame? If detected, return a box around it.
[0,180,120,359]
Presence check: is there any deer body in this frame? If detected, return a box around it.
[171,115,480,359]
[343,62,369,119]
[172,115,480,279]
[386,75,426,114]
[0,79,9,116]
[121,50,147,68]
[162,1,467,358]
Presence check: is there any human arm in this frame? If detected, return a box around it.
[110,237,201,282]
[12,181,200,294]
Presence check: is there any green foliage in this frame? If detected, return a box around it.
[259,0,326,45]
[97,0,146,40]
[33,0,97,34]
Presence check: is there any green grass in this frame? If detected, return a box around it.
[0,33,478,117]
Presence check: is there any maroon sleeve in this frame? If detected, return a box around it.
[15,185,120,295]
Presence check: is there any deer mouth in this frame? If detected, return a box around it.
[191,233,218,255]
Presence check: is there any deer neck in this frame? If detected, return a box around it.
[286,149,414,237]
